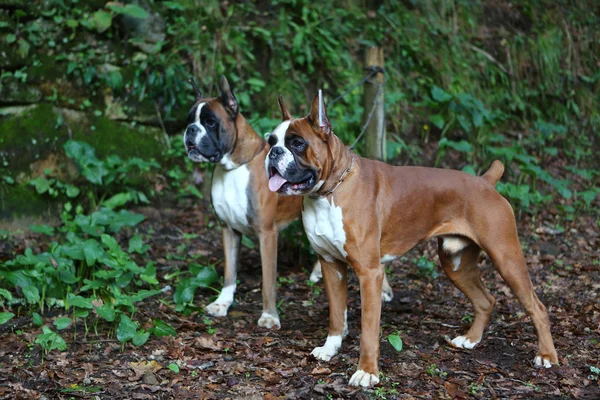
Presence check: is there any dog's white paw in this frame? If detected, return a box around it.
[311,335,342,361]
[257,312,281,329]
[349,370,380,387]
[309,261,322,282]
[205,301,230,317]
[533,355,553,369]
[451,335,480,349]
[381,287,393,303]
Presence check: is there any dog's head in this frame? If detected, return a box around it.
[265,92,334,196]
[183,76,239,164]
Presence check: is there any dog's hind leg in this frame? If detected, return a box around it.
[206,227,241,317]
[486,235,558,368]
[438,238,495,350]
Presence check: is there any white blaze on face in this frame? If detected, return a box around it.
[183,102,207,148]
[266,120,296,192]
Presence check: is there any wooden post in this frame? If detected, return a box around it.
[364,46,385,161]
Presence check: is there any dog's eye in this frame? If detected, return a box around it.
[289,138,305,150]
[205,118,216,128]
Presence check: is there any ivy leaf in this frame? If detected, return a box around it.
[83,239,104,266]
[102,192,131,210]
[128,234,149,254]
[151,319,177,337]
[168,363,180,373]
[132,330,150,346]
[0,312,15,325]
[431,86,452,103]
[17,38,30,58]
[94,304,116,322]
[387,333,403,352]
[53,317,72,330]
[117,315,137,343]
[67,294,93,309]
[93,10,112,33]
[0,288,13,301]
[22,285,40,303]
[429,114,445,130]
[109,4,149,19]
[32,312,44,327]
[29,224,54,235]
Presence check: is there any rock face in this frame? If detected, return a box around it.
[0,103,167,220]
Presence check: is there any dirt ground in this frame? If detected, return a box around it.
[1,197,599,399]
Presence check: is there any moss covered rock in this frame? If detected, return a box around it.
[0,102,167,219]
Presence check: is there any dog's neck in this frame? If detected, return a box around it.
[314,133,355,197]
[224,113,266,170]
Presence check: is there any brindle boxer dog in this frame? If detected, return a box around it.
[265,92,558,386]
[183,77,393,328]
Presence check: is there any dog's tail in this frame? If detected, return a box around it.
[482,160,504,186]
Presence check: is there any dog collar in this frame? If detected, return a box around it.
[310,156,355,199]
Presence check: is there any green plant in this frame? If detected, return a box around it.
[426,363,447,379]
[414,255,439,279]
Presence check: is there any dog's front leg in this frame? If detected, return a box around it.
[257,227,281,329]
[311,257,348,361]
[206,227,241,317]
[349,263,384,387]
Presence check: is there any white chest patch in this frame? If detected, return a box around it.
[302,197,348,263]
[211,164,252,236]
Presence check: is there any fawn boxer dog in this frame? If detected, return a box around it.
[183,77,393,328]
[265,92,558,387]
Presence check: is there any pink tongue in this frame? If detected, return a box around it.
[268,173,288,192]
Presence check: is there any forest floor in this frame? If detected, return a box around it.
[1,196,599,399]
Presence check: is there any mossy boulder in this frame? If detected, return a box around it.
[0,102,167,220]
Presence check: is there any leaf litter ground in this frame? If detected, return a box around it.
[1,198,599,399]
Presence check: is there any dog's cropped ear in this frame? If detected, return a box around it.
[308,90,331,138]
[189,78,203,101]
[278,95,292,121]
[219,75,239,117]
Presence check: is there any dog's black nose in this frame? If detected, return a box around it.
[209,152,221,163]
[186,125,199,137]
[269,147,284,159]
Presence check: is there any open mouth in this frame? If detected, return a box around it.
[268,166,314,193]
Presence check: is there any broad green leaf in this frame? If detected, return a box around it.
[109,4,149,19]
[438,138,473,153]
[32,312,44,326]
[93,10,112,33]
[431,86,452,103]
[22,285,40,303]
[461,165,477,176]
[140,264,158,285]
[101,233,121,253]
[30,177,51,194]
[67,294,93,309]
[0,288,13,301]
[95,304,116,322]
[173,278,196,305]
[0,312,15,325]
[29,224,54,235]
[117,315,137,342]
[152,319,177,337]
[429,114,445,130]
[195,266,218,287]
[132,330,150,346]
[35,326,67,352]
[168,363,180,373]
[73,309,89,318]
[83,239,104,266]
[102,192,131,210]
[65,185,80,198]
[241,235,255,249]
[53,317,72,330]
[387,333,403,352]
[128,234,149,254]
